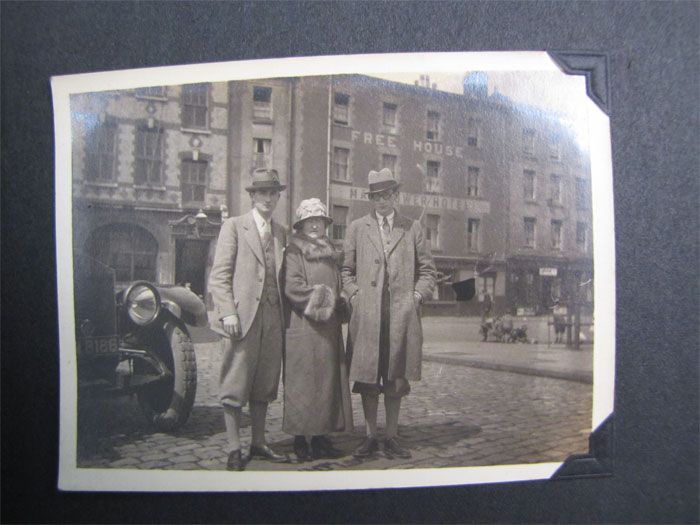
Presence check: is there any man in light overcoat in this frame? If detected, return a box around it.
[341,168,436,459]
[208,168,290,471]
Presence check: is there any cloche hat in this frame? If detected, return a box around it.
[293,198,333,230]
[365,167,401,195]
[245,168,287,192]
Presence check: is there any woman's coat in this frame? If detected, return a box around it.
[282,233,353,436]
[341,213,436,383]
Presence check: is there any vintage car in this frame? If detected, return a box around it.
[74,253,208,431]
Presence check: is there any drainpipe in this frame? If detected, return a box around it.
[288,78,296,228]
[326,77,332,209]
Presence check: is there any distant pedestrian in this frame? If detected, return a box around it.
[282,198,353,462]
[208,168,290,471]
[481,290,492,322]
[341,168,436,460]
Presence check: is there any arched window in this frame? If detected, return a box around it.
[86,224,158,283]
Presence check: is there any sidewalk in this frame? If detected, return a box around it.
[191,316,594,385]
[422,317,593,384]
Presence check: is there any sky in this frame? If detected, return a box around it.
[371,70,589,121]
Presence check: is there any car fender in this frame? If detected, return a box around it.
[157,286,208,327]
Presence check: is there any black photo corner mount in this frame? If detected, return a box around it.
[548,51,611,115]
[552,414,614,479]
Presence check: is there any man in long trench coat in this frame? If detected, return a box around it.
[341,168,436,459]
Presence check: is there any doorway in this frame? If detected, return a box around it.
[175,239,209,297]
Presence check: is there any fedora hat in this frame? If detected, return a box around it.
[365,167,401,195]
[245,168,287,192]
[293,198,333,230]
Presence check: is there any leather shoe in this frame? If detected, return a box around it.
[294,436,310,462]
[311,435,344,459]
[249,443,290,463]
[226,449,246,471]
[384,437,411,459]
[352,437,379,458]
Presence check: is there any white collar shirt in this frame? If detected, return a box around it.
[252,208,272,237]
[375,210,396,231]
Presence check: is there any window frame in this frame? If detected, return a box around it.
[135,86,168,100]
[253,86,273,121]
[180,83,210,131]
[549,173,562,204]
[551,219,563,250]
[466,218,480,252]
[253,138,273,170]
[523,169,536,200]
[426,110,440,141]
[180,157,208,205]
[332,146,350,181]
[331,205,349,240]
[522,128,536,157]
[382,102,398,129]
[466,166,480,197]
[524,217,536,248]
[426,213,441,250]
[85,116,118,183]
[333,92,350,125]
[133,124,164,186]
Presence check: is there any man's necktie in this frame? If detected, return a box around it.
[382,216,391,245]
[261,223,271,247]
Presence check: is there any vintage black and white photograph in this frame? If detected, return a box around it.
[52,52,615,491]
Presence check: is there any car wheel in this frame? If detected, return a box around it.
[137,321,197,431]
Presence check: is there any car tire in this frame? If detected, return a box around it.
[137,321,197,431]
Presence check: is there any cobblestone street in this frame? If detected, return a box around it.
[77,336,593,472]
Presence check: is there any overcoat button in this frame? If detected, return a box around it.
[371,281,376,287]
[375,259,380,264]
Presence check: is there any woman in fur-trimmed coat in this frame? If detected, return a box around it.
[282,199,353,461]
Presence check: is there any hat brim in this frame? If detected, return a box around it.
[365,180,401,195]
[292,215,333,230]
[245,183,287,192]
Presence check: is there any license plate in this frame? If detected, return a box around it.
[78,336,119,356]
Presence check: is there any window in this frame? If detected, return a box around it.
[466,166,480,197]
[332,147,350,180]
[576,177,589,209]
[522,128,535,156]
[253,86,273,120]
[253,138,272,169]
[333,92,350,124]
[524,217,536,248]
[576,222,588,252]
[181,159,207,204]
[427,111,440,140]
[85,117,118,182]
[426,214,440,250]
[548,136,561,160]
[382,102,397,128]
[467,117,480,147]
[551,220,563,250]
[523,169,536,200]
[87,224,158,283]
[332,205,349,240]
[181,83,209,130]
[426,160,441,193]
[134,125,163,185]
[467,218,480,252]
[478,275,496,298]
[549,174,561,204]
[381,153,397,173]
[135,86,167,99]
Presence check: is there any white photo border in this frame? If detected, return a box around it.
[52,51,615,492]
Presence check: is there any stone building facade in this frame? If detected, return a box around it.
[71,74,593,317]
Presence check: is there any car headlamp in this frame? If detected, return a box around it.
[124,282,161,326]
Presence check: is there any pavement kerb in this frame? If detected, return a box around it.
[422,354,593,384]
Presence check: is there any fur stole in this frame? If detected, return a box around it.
[289,233,343,264]
[304,284,337,322]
